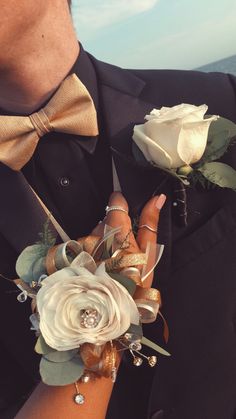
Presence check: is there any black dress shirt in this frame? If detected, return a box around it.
[5,45,113,240]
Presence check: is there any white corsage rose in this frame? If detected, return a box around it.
[133,104,218,169]
[37,264,140,351]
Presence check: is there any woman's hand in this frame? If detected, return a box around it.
[93,192,166,288]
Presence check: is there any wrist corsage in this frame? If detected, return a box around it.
[14,220,170,405]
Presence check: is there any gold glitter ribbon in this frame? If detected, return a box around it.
[134,286,162,324]
[104,251,147,272]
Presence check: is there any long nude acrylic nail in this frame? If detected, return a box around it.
[155,194,166,210]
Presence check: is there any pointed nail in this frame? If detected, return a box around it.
[156,194,166,210]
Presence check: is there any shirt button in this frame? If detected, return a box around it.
[59,177,70,187]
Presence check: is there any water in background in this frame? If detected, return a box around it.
[196,55,236,76]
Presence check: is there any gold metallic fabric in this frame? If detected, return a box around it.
[0,74,99,170]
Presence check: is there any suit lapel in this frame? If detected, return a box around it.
[90,55,173,288]
[89,54,160,209]
[0,163,56,253]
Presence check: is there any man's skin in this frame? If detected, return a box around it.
[0,0,78,115]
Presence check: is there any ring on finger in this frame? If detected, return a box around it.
[105,205,128,216]
[138,224,158,233]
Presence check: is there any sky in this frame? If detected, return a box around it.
[72,0,236,70]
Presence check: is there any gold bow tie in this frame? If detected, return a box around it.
[0,74,99,171]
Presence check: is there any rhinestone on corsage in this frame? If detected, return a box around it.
[74,393,85,405]
[80,309,100,329]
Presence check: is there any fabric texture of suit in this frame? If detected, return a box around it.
[0,49,236,418]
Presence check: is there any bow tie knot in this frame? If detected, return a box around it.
[0,73,99,171]
[29,109,52,138]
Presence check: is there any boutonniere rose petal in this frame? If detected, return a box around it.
[132,103,236,192]
[133,104,218,169]
[37,264,140,351]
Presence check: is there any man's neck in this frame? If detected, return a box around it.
[0,4,79,115]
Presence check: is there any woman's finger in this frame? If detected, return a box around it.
[105,192,129,229]
[137,194,166,252]
[92,192,130,237]
[105,192,139,253]
[137,194,166,287]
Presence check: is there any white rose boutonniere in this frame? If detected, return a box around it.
[132,103,236,191]
[133,104,217,169]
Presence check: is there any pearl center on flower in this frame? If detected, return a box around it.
[80,309,100,329]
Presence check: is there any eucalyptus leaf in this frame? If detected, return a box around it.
[40,356,84,386]
[16,244,48,283]
[32,257,47,283]
[198,162,236,191]
[44,349,78,363]
[35,335,55,355]
[109,273,136,296]
[141,337,171,357]
[197,116,236,166]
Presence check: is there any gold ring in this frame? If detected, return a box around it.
[138,224,157,233]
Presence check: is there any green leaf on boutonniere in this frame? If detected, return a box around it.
[141,337,171,357]
[16,244,48,283]
[35,335,55,355]
[196,116,236,167]
[198,162,236,191]
[40,355,84,386]
[188,170,216,191]
[109,273,136,296]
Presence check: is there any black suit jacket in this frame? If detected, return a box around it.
[0,54,236,418]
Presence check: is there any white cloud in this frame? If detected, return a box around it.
[75,0,159,30]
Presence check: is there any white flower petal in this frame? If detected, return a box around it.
[133,124,173,169]
[145,119,185,168]
[37,265,139,351]
[177,116,218,165]
[134,104,218,170]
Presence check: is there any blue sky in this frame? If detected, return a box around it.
[72,0,236,70]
